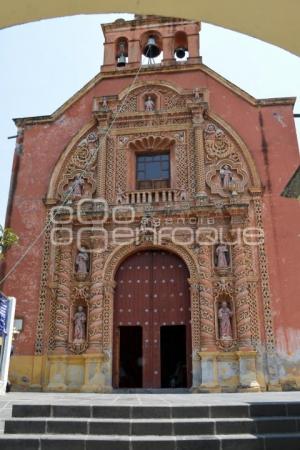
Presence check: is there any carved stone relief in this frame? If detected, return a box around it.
[56,131,99,201]
[33,81,270,393]
[206,160,249,197]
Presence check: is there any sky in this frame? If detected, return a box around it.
[0,13,299,225]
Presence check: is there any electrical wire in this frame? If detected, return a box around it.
[0,46,153,286]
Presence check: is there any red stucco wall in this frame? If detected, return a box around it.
[3,65,300,358]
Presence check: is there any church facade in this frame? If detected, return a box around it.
[3,15,300,392]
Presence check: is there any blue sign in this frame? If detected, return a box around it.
[0,293,8,336]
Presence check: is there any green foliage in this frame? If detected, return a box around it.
[0,225,18,260]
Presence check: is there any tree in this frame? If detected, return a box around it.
[0,225,18,260]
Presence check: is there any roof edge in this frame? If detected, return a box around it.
[13,63,296,127]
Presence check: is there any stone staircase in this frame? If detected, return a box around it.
[1,402,300,449]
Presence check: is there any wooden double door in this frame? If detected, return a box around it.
[113,250,192,389]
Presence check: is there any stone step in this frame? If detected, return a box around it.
[11,402,300,419]
[1,433,300,450]
[4,416,300,435]
[12,404,249,419]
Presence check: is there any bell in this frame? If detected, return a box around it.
[175,47,187,59]
[143,36,161,59]
[117,53,126,67]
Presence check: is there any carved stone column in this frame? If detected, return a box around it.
[96,124,108,198]
[232,241,252,350]
[198,246,216,351]
[81,354,108,393]
[253,197,281,391]
[88,238,104,353]
[53,243,72,353]
[189,280,201,389]
[101,280,116,391]
[102,281,116,351]
[47,355,68,391]
[190,104,207,198]
[199,352,221,392]
[237,351,260,392]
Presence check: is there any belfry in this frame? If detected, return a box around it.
[3,15,300,392]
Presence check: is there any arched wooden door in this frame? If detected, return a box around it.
[113,250,192,389]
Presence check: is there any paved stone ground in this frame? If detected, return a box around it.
[1,391,300,434]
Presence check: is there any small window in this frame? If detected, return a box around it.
[136,153,170,189]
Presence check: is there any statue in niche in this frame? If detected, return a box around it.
[144,95,155,112]
[193,87,201,100]
[218,301,233,339]
[219,165,233,190]
[176,185,188,201]
[116,187,126,204]
[102,96,109,111]
[215,243,230,268]
[75,248,89,274]
[65,174,85,200]
[73,306,86,342]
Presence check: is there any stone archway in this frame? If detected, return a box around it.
[112,249,192,389]
[102,242,201,389]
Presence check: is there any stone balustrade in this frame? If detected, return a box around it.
[123,188,178,204]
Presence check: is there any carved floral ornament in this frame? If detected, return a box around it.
[203,119,261,193]
[204,122,235,160]
[56,131,99,201]
[117,81,206,113]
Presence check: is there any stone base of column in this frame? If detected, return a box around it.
[237,386,261,393]
[81,354,112,393]
[29,384,43,392]
[236,351,261,392]
[188,56,202,64]
[197,385,222,393]
[265,351,282,391]
[267,382,282,392]
[46,355,68,392]
[47,383,68,392]
[198,352,221,392]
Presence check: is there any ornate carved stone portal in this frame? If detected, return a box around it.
[39,77,269,393]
